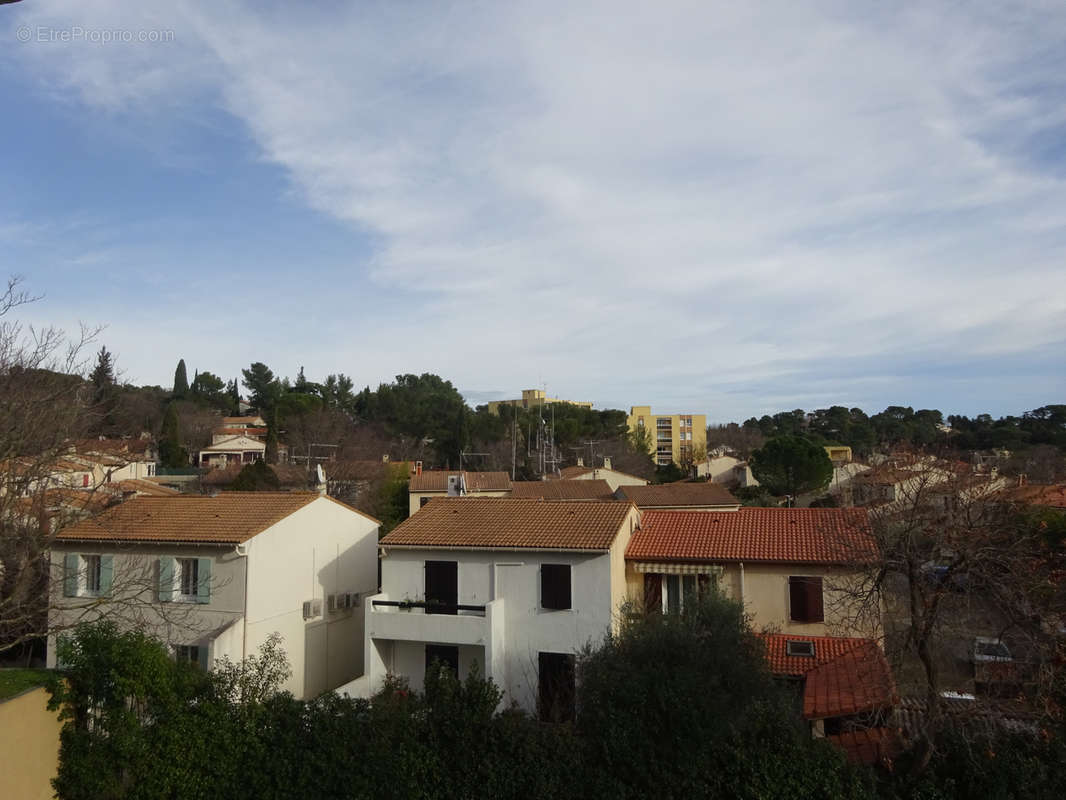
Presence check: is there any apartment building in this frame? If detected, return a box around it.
[627,406,707,467]
[487,389,593,415]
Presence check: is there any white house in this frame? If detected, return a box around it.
[350,498,639,719]
[48,492,379,699]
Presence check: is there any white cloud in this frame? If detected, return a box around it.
[6,0,1066,418]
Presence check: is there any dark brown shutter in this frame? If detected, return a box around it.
[789,576,808,622]
[644,574,662,614]
[425,561,458,614]
[541,564,572,610]
[806,577,824,622]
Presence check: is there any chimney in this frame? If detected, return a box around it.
[576,457,584,467]
[603,456,612,471]
[381,454,390,463]
[416,460,423,476]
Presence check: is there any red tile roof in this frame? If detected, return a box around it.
[760,633,870,676]
[510,480,615,501]
[627,508,877,565]
[409,470,511,492]
[760,634,897,721]
[802,640,897,719]
[113,479,180,497]
[617,482,739,508]
[381,498,633,551]
[55,493,341,544]
[1001,483,1066,509]
[555,465,647,483]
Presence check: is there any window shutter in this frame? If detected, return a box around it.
[63,554,78,597]
[196,558,211,604]
[644,574,662,614]
[197,645,210,671]
[789,576,807,622]
[805,577,824,622]
[99,556,114,594]
[158,557,174,602]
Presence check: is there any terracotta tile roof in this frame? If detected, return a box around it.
[760,634,897,721]
[409,470,512,492]
[200,463,313,488]
[215,427,267,437]
[223,416,266,426]
[802,639,897,719]
[1001,483,1066,509]
[855,467,917,486]
[760,633,870,676]
[73,438,155,459]
[617,482,739,508]
[380,498,633,551]
[55,493,323,544]
[555,465,648,483]
[826,728,902,766]
[510,480,615,501]
[200,436,266,452]
[627,508,877,565]
[558,465,594,479]
[113,479,180,496]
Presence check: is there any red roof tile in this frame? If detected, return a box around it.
[802,640,897,719]
[510,480,615,501]
[618,482,739,508]
[381,498,633,551]
[761,634,897,721]
[56,493,327,544]
[627,508,877,565]
[409,470,512,492]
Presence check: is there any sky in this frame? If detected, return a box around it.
[1,1,1064,423]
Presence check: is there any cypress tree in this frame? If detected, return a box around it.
[159,403,186,468]
[173,359,189,398]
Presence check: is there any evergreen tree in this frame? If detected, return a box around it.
[172,359,189,398]
[265,406,279,465]
[158,403,186,468]
[89,346,118,433]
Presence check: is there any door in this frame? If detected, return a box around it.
[425,561,458,615]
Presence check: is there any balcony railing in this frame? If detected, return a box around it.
[372,599,486,617]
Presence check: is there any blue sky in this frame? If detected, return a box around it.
[2,1,1064,423]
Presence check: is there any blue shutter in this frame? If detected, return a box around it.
[197,644,210,671]
[196,558,211,604]
[99,556,114,594]
[63,554,78,597]
[158,557,174,602]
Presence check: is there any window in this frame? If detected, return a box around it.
[645,571,716,614]
[538,652,575,723]
[63,553,112,597]
[174,644,208,670]
[788,576,824,623]
[425,644,459,676]
[425,561,458,615]
[178,558,199,599]
[420,496,432,508]
[159,557,210,604]
[541,564,571,610]
[785,639,816,658]
[84,555,102,594]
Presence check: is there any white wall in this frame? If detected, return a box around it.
[244,496,379,699]
[369,545,619,712]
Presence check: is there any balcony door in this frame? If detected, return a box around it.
[425,560,458,615]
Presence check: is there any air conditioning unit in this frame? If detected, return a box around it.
[302,599,323,620]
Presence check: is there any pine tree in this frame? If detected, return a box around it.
[265,406,279,465]
[173,359,189,398]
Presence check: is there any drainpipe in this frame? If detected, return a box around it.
[738,561,745,607]
[234,542,249,659]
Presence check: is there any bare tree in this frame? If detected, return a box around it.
[832,459,1066,774]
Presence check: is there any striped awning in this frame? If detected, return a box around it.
[633,562,723,576]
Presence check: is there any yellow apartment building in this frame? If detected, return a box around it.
[627,406,707,467]
[487,388,594,415]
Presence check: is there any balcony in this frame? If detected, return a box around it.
[368,595,491,646]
